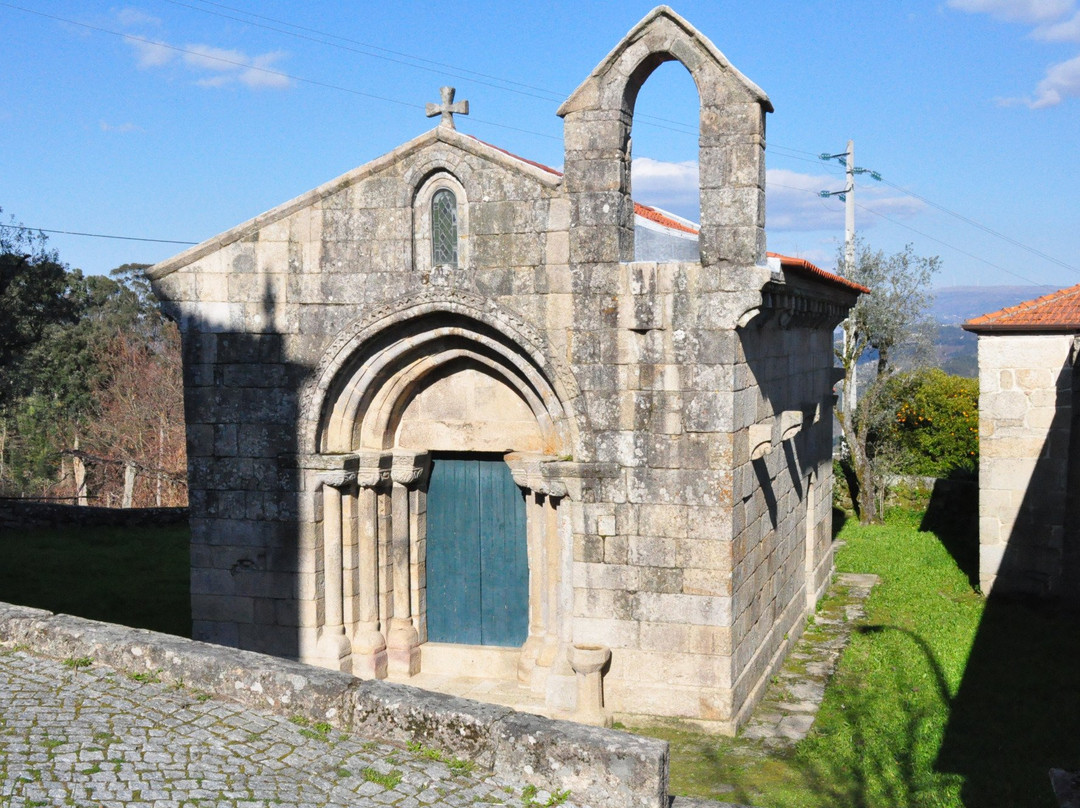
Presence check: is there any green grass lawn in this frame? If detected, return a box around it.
[636,508,1080,808]
[0,523,191,638]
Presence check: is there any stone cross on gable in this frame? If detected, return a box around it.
[426,86,469,130]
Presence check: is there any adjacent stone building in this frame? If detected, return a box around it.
[964,286,1080,599]
[148,6,864,731]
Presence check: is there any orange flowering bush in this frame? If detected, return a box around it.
[881,368,978,477]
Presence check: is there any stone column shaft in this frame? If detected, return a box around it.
[314,466,357,673]
[323,484,345,630]
[352,453,390,680]
[386,451,430,677]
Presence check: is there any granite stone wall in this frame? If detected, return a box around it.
[149,7,857,731]
[977,332,1077,596]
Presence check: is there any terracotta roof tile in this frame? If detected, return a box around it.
[963,282,1080,332]
[470,137,697,233]
[767,252,870,295]
[632,202,699,235]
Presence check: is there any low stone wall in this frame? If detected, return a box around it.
[0,501,188,530]
[0,601,669,808]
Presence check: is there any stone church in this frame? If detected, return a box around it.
[149,7,864,732]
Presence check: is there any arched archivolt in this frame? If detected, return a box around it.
[298,291,581,457]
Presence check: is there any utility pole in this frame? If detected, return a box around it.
[845,140,856,413]
[820,140,881,422]
[845,139,855,276]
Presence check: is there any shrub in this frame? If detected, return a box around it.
[881,369,978,477]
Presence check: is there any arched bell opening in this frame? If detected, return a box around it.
[302,308,575,701]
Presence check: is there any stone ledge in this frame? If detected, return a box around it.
[0,601,668,808]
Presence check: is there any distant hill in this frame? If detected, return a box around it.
[931,285,1059,325]
[930,286,1060,378]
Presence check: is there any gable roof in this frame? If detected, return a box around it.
[147,127,865,299]
[148,127,561,280]
[963,282,1080,333]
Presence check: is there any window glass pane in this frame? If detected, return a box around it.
[432,189,458,267]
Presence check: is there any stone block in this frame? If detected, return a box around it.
[573,562,640,590]
[635,504,688,538]
[632,592,731,626]
[191,593,254,624]
[638,620,733,656]
[609,648,732,689]
[572,615,640,648]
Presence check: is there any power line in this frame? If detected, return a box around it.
[1,224,197,246]
[158,0,712,137]
[2,1,1071,280]
[873,177,1080,275]
[0,2,561,142]
[854,202,1044,286]
[164,0,568,101]
[156,0,566,104]
[764,180,1049,283]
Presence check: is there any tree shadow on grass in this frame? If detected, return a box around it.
[777,623,962,808]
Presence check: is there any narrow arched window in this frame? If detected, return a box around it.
[431,189,458,267]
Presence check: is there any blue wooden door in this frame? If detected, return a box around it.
[426,455,528,647]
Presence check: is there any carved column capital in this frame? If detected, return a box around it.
[319,470,357,489]
[355,451,392,490]
[390,450,431,487]
[302,453,360,489]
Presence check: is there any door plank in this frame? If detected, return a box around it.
[425,458,482,644]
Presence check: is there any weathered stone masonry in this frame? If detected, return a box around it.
[149,6,862,732]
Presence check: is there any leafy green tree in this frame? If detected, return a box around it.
[880,368,978,477]
[0,213,77,410]
[836,239,941,523]
[1,206,177,500]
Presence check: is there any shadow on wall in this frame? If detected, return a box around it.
[935,354,1080,806]
[182,276,307,659]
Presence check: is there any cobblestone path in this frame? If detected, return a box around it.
[0,647,574,808]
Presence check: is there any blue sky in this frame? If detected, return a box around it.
[2,0,1079,288]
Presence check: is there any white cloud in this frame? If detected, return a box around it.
[129,38,175,68]
[1022,53,1080,106]
[630,160,924,232]
[182,44,249,72]
[766,168,924,232]
[99,121,143,133]
[125,37,292,89]
[949,0,1080,108]
[947,0,1075,22]
[240,52,292,89]
[631,157,699,211]
[1032,9,1080,38]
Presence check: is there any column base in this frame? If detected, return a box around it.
[352,628,389,680]
[387,621,421,677]
[314,630,353,673]
[353,648,388,679]
[518,634,543,684]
